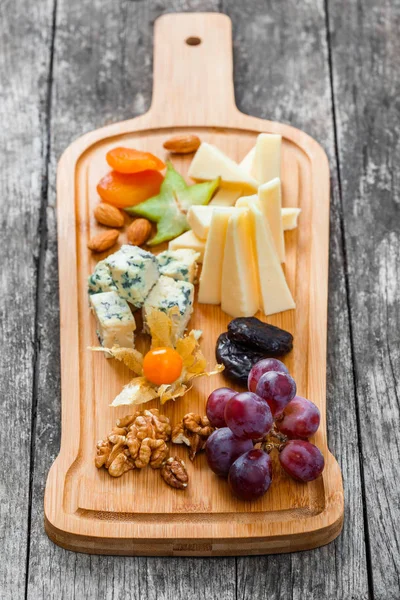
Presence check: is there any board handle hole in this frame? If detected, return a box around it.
[186,36,202,46]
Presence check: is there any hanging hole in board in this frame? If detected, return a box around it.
[186,36,202,46]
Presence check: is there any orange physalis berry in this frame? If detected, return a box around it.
[97,170,163,209]
[106,147,165,174]
[143,347,183,386]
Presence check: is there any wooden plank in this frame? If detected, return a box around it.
[0,1,55,599]
[327,1,400,598]
[25,1,235,599]
[221,0,370,597]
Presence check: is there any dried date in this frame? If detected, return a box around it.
[216,333,267,385]
[227,317,293,356]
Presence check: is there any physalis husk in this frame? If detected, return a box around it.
[95,330,223,407]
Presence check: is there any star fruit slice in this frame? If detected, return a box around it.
[125,162,220,246]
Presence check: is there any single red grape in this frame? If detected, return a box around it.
[224,392,273,440]
[279,440,324,482]
[206,387,237,428]
[228,449,272,500]
[276,396,320,439]
[248,358,289,392]
[205,428,253,477]
[255,371,296,417]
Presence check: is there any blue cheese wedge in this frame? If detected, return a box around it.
[157,249,200,284]
[90,291,136,354]
[88,260,117,295]
[143,275,194,344]
[105,245,159,308]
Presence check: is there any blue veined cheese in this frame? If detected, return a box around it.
[90,291,136,354]
[88,260,117,295]
[157,249,200,284]
[143,275,194,343]
[105,245,159,308]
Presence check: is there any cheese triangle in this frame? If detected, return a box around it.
[188,142,259,193]
[248,201,295,316]
[221,209,259,317]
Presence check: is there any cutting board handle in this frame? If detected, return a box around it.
[150,13,238,124]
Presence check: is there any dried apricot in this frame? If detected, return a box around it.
[97,170,163,208]
[106,147,165,174]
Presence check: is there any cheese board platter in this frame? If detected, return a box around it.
[44,12,344,556]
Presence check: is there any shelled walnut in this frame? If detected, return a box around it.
[95,408,171,477]
[161,456,188,489]
[171,413,214,461]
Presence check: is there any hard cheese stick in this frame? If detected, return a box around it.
[198,207,235,305]
[220,208,259,318]
[248,202,295,316]
[258,178,285,262]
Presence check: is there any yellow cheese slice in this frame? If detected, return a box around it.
[248,202,295,316]
[221,209,260,318]
[282,207,301,230]
[168,230,205,263]
[188,142,259,193]
[258,178,285,262]
[210,188,243,207]
[198,208,235,305]
[254,133,282,183]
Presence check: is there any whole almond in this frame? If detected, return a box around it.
[163,134,201,154]
[88,229,119,252]
[94,203,124,228]
[127,218,152,246]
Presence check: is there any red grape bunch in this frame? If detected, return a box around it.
[205,358,324,500]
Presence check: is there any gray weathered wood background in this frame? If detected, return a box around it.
[1,0,399,598]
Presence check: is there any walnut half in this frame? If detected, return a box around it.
[160,456,188,489]
[172,413,215,461]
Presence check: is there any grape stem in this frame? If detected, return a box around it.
[258,428,288,453]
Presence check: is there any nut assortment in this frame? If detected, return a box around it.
[96,411,214,488]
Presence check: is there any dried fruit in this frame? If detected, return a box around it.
[160,456,188,489]
[87,229,119,252]
[94,203,124,228]
[106,147,165,174]
[227,317,293,356]
[216,332,267,385]
[97,170,164,208]
[163,134,201,154]
[126,162,219,246]
[127,218,152,246]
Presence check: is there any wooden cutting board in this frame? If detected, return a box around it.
[44,12,344,556]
